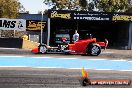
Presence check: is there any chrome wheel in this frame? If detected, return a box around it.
[39,46,47,54]
[91,46,100,55]
[87,43,101,56]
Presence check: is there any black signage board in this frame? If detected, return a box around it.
[112,13,132,22]
[26,20,47,31]
[73,11,112,21]
[48,10,72,20]
[48,10,132,22]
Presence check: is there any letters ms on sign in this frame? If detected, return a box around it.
[0,20,16,28]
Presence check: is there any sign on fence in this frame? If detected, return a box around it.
[0,18,26,31]
[26,20,47,31]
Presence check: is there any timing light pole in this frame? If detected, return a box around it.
[40,2,44,44]
[41,12,43,44]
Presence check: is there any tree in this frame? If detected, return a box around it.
[44,0,131,12]
[0,0,20,18]
[43,0,88,11]
[95,0,131,12]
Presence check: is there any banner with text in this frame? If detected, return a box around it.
[0,18,26,31]
[48,10,132,21]
[26,20,47,31]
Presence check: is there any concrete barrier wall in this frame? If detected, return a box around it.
[22,40,40,49]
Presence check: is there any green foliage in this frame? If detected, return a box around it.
[0,0,20,18]
[44,0,88,10]
[97,0,131,12]
[44,0,131,12]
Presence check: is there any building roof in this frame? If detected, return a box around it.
[18,13,48,21]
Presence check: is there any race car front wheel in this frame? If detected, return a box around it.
[39,45,47,54]
[87,43,101,56]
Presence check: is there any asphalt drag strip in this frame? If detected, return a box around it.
[0,68,131,88]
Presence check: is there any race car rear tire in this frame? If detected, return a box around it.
[39,45,47,54]
[87,43,101,56]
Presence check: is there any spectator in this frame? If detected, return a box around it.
[73,30,79,43]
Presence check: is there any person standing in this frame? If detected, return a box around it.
[73,30,79,43]
[104,38,108,50]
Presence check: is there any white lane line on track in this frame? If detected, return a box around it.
[85,59,132,62]
[24,56,132,62]
[27,57,132,62]
[92,69,132,72]
[112,59,129,62]
[88,59,107,61]
[54,58,77,60]
[32,57,52,59]
[0,66,132,72]
[101,52,113,54]
[32,57,77,59]
[0,56,25,58]
[0,55,132,62]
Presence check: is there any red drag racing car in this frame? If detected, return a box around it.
[31,37,108,56]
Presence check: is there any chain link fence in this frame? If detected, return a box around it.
[0,30,27,38]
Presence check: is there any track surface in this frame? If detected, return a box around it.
[0,48,131,88]
[0,68,131,88]
[0,48,132,60]
[0,55,132,71]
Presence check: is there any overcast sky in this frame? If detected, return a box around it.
[19,0,49,14]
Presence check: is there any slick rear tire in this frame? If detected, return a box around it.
[87,43,101,56]
[39,45,47,54]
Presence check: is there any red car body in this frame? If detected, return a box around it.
[31,47,39,53]
[66,38,107,55]
[31,38,108,56]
